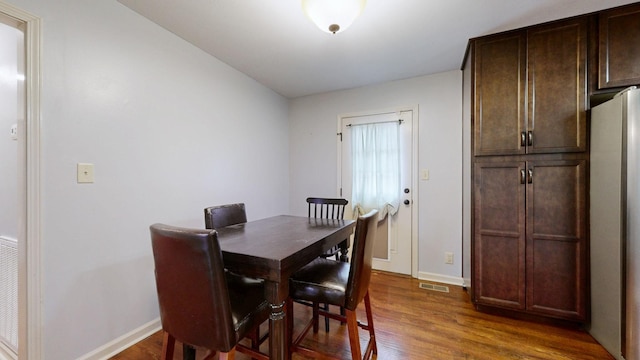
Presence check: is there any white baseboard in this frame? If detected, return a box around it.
[76,318,161,360]
[418,271,465,287]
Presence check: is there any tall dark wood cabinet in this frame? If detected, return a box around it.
[467,16,590,323]
[465,0,640,326]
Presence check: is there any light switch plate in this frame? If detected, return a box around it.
[77,163,95,183]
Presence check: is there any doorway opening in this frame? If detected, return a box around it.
[338,107,418,277]
[0,13,23,359]
[0,2,41,359]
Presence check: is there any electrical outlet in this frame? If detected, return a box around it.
[445,252,454,264]
[77,163,95,183]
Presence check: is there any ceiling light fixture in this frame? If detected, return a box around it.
[301,0,367,34]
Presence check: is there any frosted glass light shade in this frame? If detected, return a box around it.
[301,0,367,34]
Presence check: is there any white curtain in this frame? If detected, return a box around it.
[350,121,401,219]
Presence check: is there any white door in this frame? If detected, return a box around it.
[340,110,413,275]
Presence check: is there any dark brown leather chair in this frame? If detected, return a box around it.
[305,197,350,332]
[204,203,247,229]
[204,203,267,353]
[150,223,269,360]
[287,210,379,360]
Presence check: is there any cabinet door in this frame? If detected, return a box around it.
[527,18,588,154]
[473,161,526,309]
[473,33,526,156]
[525,159,587,321]
[599,3,640,89]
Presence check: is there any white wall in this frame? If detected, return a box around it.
[0,21,18,239]
[8,0,290,358]
[289,70,463,283]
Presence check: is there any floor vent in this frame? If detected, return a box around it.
[0,236,18,353]
[419,283,449,293]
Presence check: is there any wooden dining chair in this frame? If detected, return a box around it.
[204,203,247,229]
[287,210,379,360]
[307,197,349,261]
[150,223,269,360]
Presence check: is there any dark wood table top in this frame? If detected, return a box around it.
[217,215,355,282]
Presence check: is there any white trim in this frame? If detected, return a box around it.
[418,271,465,287]
[410,105,419,278]
[0,2,42,359]
[76,319,161,360]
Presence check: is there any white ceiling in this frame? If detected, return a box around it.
[117,0,637,99]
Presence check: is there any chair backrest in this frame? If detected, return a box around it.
[150,223,236,351]
[306,197,348,220]
[204,203,247,229]
[344,209,379,310]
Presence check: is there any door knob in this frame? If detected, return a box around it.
[404,188,410,193]
[404,199,410,205]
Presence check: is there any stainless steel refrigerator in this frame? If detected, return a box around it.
[590,86,640,360]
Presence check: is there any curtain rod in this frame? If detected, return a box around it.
[345,119,403,127]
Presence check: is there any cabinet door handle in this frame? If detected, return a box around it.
[528,131,533,146]
[520,169,526,184]
[528,169,533,184]
[521,132,526,147]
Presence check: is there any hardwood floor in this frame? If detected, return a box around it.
[110,271,613,360]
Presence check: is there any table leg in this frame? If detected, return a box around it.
[339,239,349,262]
[269,301,287,360]
[266,281,290,360]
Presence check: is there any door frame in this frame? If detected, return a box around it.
[0,2,42,359]
[336,105,419,278]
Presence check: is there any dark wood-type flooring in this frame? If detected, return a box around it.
[111,271,613,359]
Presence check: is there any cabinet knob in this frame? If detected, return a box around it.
[521,132,526,147]
[528,169,533,184]
[528,131,533,146]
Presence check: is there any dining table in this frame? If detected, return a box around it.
[216,214,356,360]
